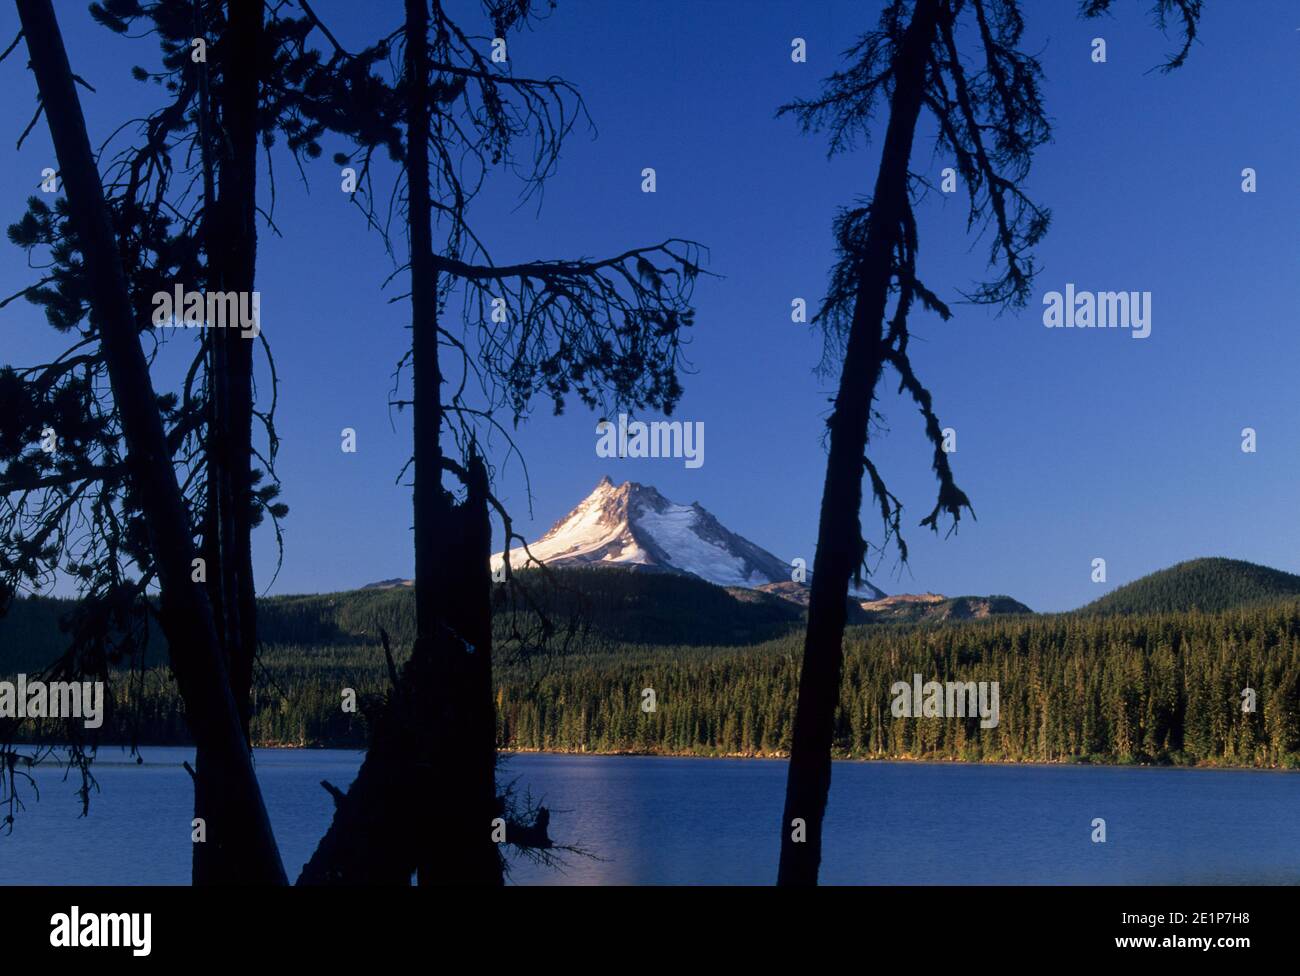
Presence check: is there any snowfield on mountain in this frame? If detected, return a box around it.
[489,476,887,599]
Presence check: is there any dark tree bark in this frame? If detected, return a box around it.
[777,0,942,887]
[218,0,262,733]
[422,450,501,885]
[298,0,501,886]
[405,0,444,672]
[194,0,266,885]
[296,454,496,885]
[17,0,287,886]
[404,0,501,887]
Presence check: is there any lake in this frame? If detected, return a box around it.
[1,749,1297,884]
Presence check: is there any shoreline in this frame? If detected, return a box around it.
[498,747,1299,772]
[16,740,1297,772]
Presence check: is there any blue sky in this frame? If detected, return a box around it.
[1,1,1296,612]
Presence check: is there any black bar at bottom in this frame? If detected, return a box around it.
[0,884,1280,963]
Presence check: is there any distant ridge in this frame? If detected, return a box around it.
[1079,557,1300,616]
[360,578,412,591]
[856,592,1033,624]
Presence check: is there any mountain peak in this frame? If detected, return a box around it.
[491,479,886,599]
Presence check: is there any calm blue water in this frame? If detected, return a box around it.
[1,749,1297,885]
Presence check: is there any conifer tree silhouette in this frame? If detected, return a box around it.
[3,0,334,882]
[776,0,1202,886]
[288,0,702,885]
[11,0,287,884]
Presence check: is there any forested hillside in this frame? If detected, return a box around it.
[7,598,1300,769]
[262,568,805,649]
[498,604,1300,767]
[0,567,804,672]
[7,564,1300,768]
[1083,558,1300,616]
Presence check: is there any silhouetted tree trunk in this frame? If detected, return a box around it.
[405,0,445,686]
[777,0,941,887]
[404,0,501,887]
[194,0,265,885]
[17,0,287,886]
[298,0,501,886]
[291,0,697,884]
[777,0,1201,886]
[296,454,496,885]
[423,451,500,884]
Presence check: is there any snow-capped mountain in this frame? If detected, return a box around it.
[489,476,887,599]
